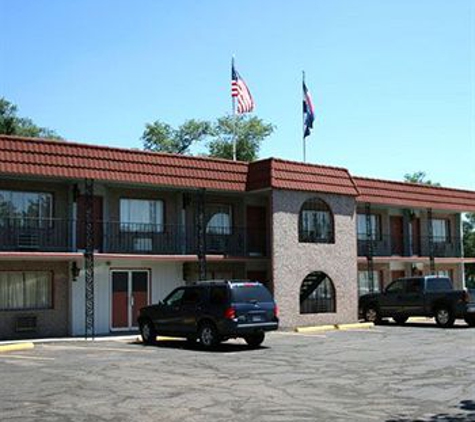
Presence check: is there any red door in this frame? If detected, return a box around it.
[390,216,404,255]
[246,206,267,256]
[411,218,421,256]
[391,270,405,282]
[76,195,103,251]
[111,270,149,330]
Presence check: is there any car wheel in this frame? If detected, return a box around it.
[244,331,265,348]
[363,306,381,324]
[198,322,219,349]
[140,319,157,345]
[464,315,475,327]
[434,307,455,328]
[393,315,408,325]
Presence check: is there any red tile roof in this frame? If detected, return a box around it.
[0,135,249,191]
[269,159,359,196]
[354,176,475,212]
[1,135,475,212]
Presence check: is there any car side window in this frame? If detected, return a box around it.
[182,288,203,306]
[164,288,185,306]
[406,279,422,294]
[386,280,405,294]
[209,286,228,306]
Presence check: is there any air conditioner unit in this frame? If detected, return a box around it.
[17,231,40,249]
[133,237,152,252]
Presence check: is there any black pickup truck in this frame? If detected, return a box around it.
[359,276,475,328]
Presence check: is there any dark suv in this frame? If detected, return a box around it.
[138,280,279,349]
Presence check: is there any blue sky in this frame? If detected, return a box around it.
[1,0,474,189]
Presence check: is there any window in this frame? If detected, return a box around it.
[358,271,381,296]
[0,190,53,227]
[385,280,405,294]
[426,277,453,291]
[206,204,232,235]
[300,271,336,314]
[163,288,185,306]
[209,286,229,306]
[0,271,52,310]
[406,278,423,294]
[119,199,164,232]
[299,198,334,243]
[182,288,203,306]
[357,214,381,240]
[432,219,450,243]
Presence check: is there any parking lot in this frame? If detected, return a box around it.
[1,321,474,422]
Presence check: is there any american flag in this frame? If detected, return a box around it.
[231,62,254,114]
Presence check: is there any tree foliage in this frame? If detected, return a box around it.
[0,97,61,138]
[142,115,274,161]
[403,171,440,186]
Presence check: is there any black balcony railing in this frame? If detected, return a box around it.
[0,218,266,257]
[357,234,462,258]
[0,218,74,252]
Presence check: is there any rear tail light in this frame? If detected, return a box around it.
[274,305,279,318]
[224,307,236,319]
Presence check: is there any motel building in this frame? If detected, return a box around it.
[1,135,475,339]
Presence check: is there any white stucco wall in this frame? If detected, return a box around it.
[71,260,184,336]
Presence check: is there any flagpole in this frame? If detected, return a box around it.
[302,70,306,163]
[232,56,237,161]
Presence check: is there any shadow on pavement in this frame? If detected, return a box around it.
[386,400,475,422]
[130,338,269,353]
[377,321,470,330]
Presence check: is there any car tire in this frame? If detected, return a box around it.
[434,307,455,328]
[198,322,219,349]
[464,315,475,327]
[140,319,157,345]
[393,315,408,325]
[363,305,381,324]
[244,331,265,348]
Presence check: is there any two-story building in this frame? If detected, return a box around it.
[1,135,474,339]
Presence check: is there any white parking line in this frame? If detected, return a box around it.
[42,345,155,353]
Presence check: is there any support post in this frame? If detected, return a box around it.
[195,189,207,281]
[427,208,435,274]
[84,179,95,340]
[365,203,375,291]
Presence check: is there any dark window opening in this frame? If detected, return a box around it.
[300,271,336,314]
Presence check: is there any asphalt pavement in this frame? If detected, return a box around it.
[0,321,474,422]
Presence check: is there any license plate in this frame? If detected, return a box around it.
[252,315,263,322]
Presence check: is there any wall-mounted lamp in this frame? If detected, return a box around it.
[71,262,81,281]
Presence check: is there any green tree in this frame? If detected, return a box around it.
[403,171,441,186]
[142,119,212,154]
[0,97,61,138]
[208,115,274,162]
[142,115,274,161]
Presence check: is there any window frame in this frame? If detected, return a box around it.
[431,218,450,243]
[0,189,54,227]
[205,203,233,235]
[298,198,334,244]
[357,270,381,296]
[0,270,54,311]
[357,213,382,241]
[119,198,165,233]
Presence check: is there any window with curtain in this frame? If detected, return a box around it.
[0,271,52,310]
[358,271,381,296]
[432,219,450,242]
[357,214,381,241]
[119,199,164,232]
[206,204,232,235]
[299,198,333,243]
[0,190,53,227]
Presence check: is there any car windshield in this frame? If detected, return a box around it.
[230,283,273,303]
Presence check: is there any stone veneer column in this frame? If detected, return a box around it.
[271,190,358,328]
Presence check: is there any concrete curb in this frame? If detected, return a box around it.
[295,322,374,333]
[0,342,35,353]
